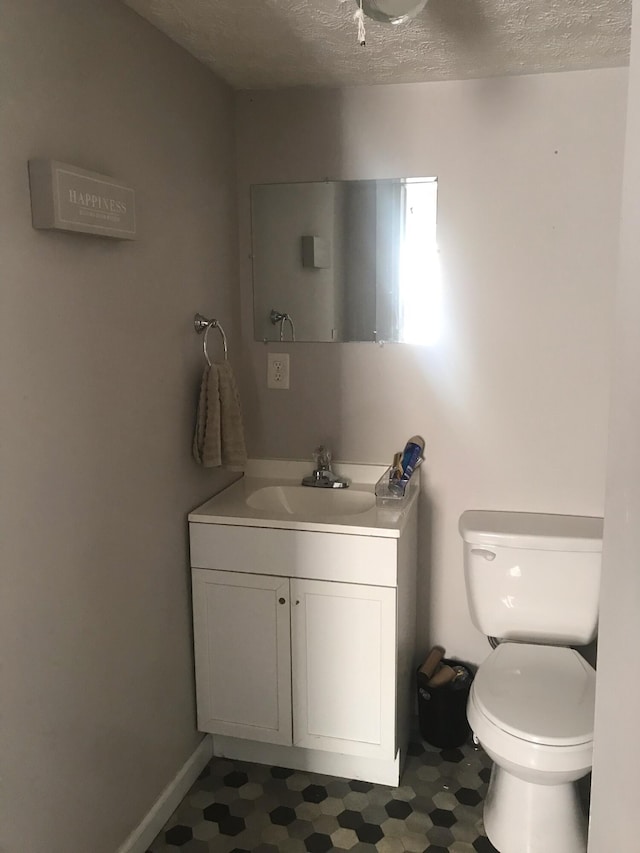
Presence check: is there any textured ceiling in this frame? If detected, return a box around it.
[122,0,631,90]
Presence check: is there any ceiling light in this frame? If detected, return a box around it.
[357,0,428,25]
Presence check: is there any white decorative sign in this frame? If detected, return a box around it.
[28,160,136,240]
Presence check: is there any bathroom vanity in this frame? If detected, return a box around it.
[188,460,418,785]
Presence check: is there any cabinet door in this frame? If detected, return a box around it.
[291,578,396,759]
[192,568,292,745]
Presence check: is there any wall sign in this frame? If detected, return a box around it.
[28,160,136,240]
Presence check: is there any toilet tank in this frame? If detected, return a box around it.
[459,510,603,645]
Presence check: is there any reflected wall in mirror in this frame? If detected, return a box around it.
[251,178,441,344]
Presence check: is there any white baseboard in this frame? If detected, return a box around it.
[116,735,213,853]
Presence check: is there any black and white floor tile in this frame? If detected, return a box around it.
[147,734,498,853]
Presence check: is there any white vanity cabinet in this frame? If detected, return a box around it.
[191,569,292,745]
[193,569,397,758]
[188,469,418,786]
[290,577,397,760]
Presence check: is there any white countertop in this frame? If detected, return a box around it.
[188,460,419,538]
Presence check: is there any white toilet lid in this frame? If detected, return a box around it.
[473,643,596,746]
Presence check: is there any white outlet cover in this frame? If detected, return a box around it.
[267,352,290,389]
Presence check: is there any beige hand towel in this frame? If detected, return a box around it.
[193,362,247,469]
[217,360,247,468]
[193,364,221,467]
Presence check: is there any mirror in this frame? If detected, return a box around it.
[251,177,441,344]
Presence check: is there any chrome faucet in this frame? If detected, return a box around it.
[301,446,350,489]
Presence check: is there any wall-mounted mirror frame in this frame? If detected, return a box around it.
[250,177,441,344]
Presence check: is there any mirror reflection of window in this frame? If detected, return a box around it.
[398,178,442,345]
[250,178,439,344]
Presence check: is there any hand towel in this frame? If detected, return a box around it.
[193,362,247,469]
[217,360,247,468]
[193,364,221,467]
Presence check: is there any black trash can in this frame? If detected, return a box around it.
[417,659,473,749]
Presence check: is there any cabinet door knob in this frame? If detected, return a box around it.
[279,597,286,605]
[295,600,300,605]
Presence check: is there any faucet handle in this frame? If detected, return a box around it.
[314,445,332,471]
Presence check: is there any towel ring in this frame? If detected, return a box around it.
[270,308,296,342]
[194,313,228,365]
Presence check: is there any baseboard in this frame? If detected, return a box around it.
[116,735,213,853]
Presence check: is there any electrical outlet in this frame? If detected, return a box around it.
[267,352,290,389]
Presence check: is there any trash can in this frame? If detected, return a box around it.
[417,659,473,749]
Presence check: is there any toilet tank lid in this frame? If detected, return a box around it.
[459,510,603,552]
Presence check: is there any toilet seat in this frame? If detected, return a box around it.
[467,688,594,780]
[473,643,595,746]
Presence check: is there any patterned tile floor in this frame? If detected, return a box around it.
[147,731,499,853]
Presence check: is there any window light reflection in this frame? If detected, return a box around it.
[398,178,443,346]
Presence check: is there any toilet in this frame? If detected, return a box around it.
[459,510,603,853]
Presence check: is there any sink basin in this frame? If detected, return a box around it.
[246,485,376,518]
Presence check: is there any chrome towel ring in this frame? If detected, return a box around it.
[194,313,228,365]
[270,308,296,342]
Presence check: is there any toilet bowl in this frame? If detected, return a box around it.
[468,642,595,853]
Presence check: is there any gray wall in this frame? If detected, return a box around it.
[0,2,238,852]
[589,0,640,848]
[235,70,627,667]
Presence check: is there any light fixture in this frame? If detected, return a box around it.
[356,0,428,25]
